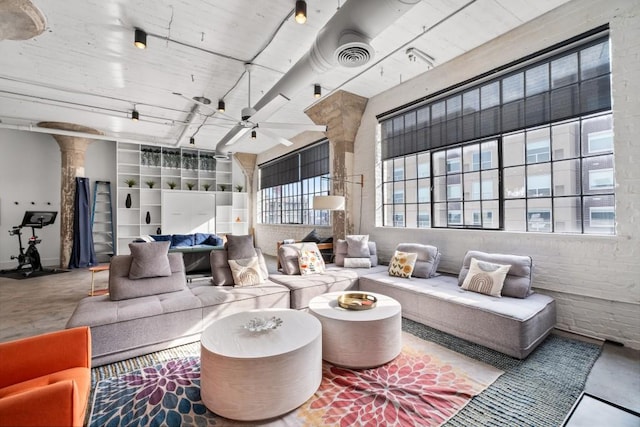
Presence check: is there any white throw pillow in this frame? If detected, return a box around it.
[461,258,511,297]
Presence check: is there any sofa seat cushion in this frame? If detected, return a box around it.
[0,367,89,403]
[67,290,201,327]
[358,272,556,359]
[191,281,290,306]
[269,267,360,309]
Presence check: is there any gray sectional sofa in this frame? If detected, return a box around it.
[66,237,556,366]
[358,246,556,359]
[66,248,290,366]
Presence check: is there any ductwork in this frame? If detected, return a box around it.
[215,0,420,156]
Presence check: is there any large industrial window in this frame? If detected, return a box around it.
[257,141,330,225]
[380,30,614,234]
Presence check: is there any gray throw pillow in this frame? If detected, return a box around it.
[226,234,257,260]
[128,241,172,279]
[458,250,533,298]
[346,235,370,258]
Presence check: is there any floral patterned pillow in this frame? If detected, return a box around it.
[388,250,418,278]
[298,249,326,275]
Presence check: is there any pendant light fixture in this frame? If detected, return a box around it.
[251,130,257,139]
[189,137,195,145]
[295,1,307,24]
[134,28,147,49]
[131,109,139,121]
[217,100,226,113]
[314,84,321,98]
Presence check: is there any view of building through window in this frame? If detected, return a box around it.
[380,34,613,235]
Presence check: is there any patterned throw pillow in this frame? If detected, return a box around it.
[228,256,266,287]
[298,249,326,275]
[388,251,418,278]
[461,258,511,297]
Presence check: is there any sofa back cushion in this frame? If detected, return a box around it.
[395,243,441,278]
[334,239,378,267]
[278,242,321,275]
[458,250,533,298]
[211,248,268,286]
[109,252,187,300]
[171,234,195,247]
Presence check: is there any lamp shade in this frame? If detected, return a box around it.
[313,195,345,210]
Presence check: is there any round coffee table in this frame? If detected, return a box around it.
[308,291,402,368]
[200,308,322,421]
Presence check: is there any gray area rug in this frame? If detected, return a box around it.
[91,318,601,427]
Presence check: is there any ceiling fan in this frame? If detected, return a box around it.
[211,63,327,148]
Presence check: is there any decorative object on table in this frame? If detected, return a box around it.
[145,180,155,189]
[125,193,132,209]
[124,178,136,188]
[243,316,283,332]
[145,211,151,224]
[166,181,177,189]
[156,227,161,234]
[235,184,243,192]
[218,184,227,191]
[186,182,195,191]
[202,183,211,191]
[337,292,377,310]
[235,216,241,222]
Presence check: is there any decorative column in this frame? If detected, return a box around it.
[306,90,368,240]
[38,122,102,268]
[233,153,257,235]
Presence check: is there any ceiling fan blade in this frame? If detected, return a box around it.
[223,126,250,146]
[258,122,327,132]
[259,128,293,146]
[248,93,290,124]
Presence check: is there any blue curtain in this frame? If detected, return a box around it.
[69,177,96,268]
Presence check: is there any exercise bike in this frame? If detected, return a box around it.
[3,211,57,277]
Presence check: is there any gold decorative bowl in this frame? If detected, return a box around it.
[337,292,377,310]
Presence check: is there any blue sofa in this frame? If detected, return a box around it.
[149,233,224,276]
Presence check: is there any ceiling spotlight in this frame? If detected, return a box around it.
[131,110,139,121]
[134,28,147,49]
[189,137,195,145]
[251,130,257,139]
[314,84,321,98]
[295,0,307,24]
[217,100,226,113]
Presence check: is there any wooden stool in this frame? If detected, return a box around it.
[89,264,110,296]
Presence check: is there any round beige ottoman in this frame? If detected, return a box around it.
[308,291,402,368]
[200,308,322,421]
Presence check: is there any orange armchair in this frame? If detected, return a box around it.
[0,327,91,427]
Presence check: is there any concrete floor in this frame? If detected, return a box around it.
[1,262,638,421]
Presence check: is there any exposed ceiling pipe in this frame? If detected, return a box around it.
[215,0,420,155]
[174,103,201,146]
[0,122,172,146]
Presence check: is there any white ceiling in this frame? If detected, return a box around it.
[0,0,571,154]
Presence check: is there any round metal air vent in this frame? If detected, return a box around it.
[334,30,374,68]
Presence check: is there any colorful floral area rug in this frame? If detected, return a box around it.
[89,332,502,427]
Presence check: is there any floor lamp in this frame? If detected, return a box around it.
[312,174,364,234]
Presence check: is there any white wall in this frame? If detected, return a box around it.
[0,129,116,269]
[351,0,640,348]
[252,0,640,349]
